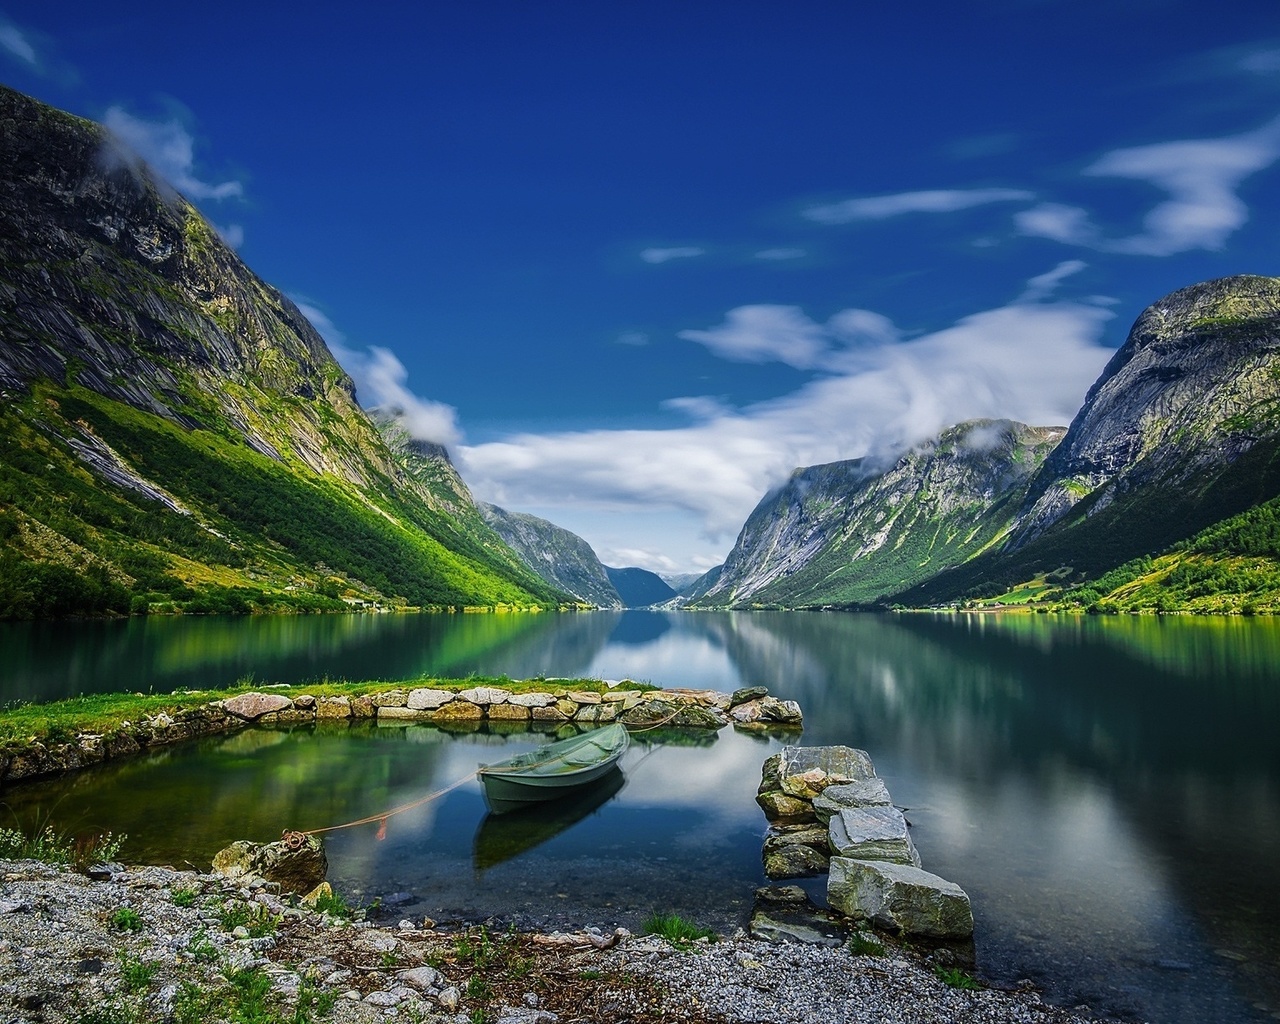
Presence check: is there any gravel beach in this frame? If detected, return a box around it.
[0,857,1124,1024]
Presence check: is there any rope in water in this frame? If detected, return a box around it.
[283,702,692,845]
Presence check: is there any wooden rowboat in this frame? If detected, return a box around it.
[477,724,630,812]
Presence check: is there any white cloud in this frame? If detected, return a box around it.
[1017,259,1087,303]
[678,305,831,369]
[294,300,461,447]
[1015,203,1097,246]
[616,330,649,346]
[102,106,243,202]
[0,21,36,64]
[640,246,705,264]
[214,222,245,249]
[1240,48,1280,74]
[754,248,806,260]
[804,187,1034,224]
[460,271,1115,546]
[1018,118,1280,256]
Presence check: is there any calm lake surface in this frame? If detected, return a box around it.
[2,610,1278,1024]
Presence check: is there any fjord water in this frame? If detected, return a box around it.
[3,612,1278,1024]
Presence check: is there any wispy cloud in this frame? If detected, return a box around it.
[754,248,806,260]
[102,106,244,202]
[640,246,706,264]
[1239,48,1280,75]
[1018,117,1280,256]
[460,270,1115,541]
[804,187,1034,225]
[0,18,35,65]
[1017,260,1087,303]
[294,299,460,446]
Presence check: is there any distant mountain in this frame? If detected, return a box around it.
[604,566,679,608]
[478,503,623,608]
[694,420,1063,608]
[0,85,567,617]
[658,572,709,595]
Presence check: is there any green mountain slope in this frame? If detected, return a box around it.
[694,420,1063,608]
[478,502,623,608]
[0,85,567,617]
[900,275,1280,606]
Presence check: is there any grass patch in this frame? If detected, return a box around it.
[935,965,982,990]
[108,906,143,933]
[847,931,885,956]
[641,911,717,950]
[0,805,125,867]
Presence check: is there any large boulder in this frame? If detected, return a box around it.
[828,806,920,867]
[827,857,973,939]
[778,746,876,799]
[212,835,327,895]
[222,692,292,720]
[762,825,831,879]
[812,778,893,823]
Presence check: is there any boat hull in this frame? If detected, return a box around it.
[477,724,629,812]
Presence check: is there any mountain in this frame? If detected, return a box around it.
[478,503,623,608]
[603,566,678,608]
[694,420,1064,608]
[901,274,1280,605]
[698,275,1280,610]
[0,85,568,617]
[658,572,707,595]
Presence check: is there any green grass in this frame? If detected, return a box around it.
[641,911,717,950]
[0,674,655,746]
[0,807,125,867]
[109,907,143,932]
[847,931,885,956]
[934,965,982,990]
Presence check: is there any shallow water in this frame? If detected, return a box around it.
[2,610,1278,1024]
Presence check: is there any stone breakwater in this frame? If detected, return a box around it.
[0,857,1108,1024]
[0,684,803,786]
[757,746,974,941]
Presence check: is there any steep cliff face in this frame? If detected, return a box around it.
[0,86,565,616]
[900,275,1280,604]
[478,503,623,608]
[698,420,1063,607]
[1011,275,1280,545]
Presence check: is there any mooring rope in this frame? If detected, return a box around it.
[282,700,694,843]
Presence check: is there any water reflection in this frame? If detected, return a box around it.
[2,610,1279,1023]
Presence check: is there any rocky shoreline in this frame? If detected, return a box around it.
[1,683,803,786]
[0,857,1117,1024]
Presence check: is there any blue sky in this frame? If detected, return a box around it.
[3,1,1279,573]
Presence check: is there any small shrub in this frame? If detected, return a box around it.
[118,952,156,993]
[847,932,885,956]
[308,888,352,919]
[934,965,982,990]
[641,912,716,950]
[186,928,217,963]
[109,906,143,933]
[171,884,200,908]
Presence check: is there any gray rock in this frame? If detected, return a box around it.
[508,692,556,708]
[828,806,920,867]
[396,965,443,991]
[211,835,327,895]
[762,845,829,879]
[828,857,974,939]
[438,985,461,1011]
[363,989,403,1007]
[755,790,815,823]
[459,686,512,705]
[812,779,893,823]
[407,688,456,710]
[730,685,769,707]
[222,692,292,720]
[778,746,876,799]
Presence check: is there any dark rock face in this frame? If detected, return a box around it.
[479,503,623,607]
[1009,275,1280,546]
[0,85,376,484]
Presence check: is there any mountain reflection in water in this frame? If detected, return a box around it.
[1,610,1278,1024]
